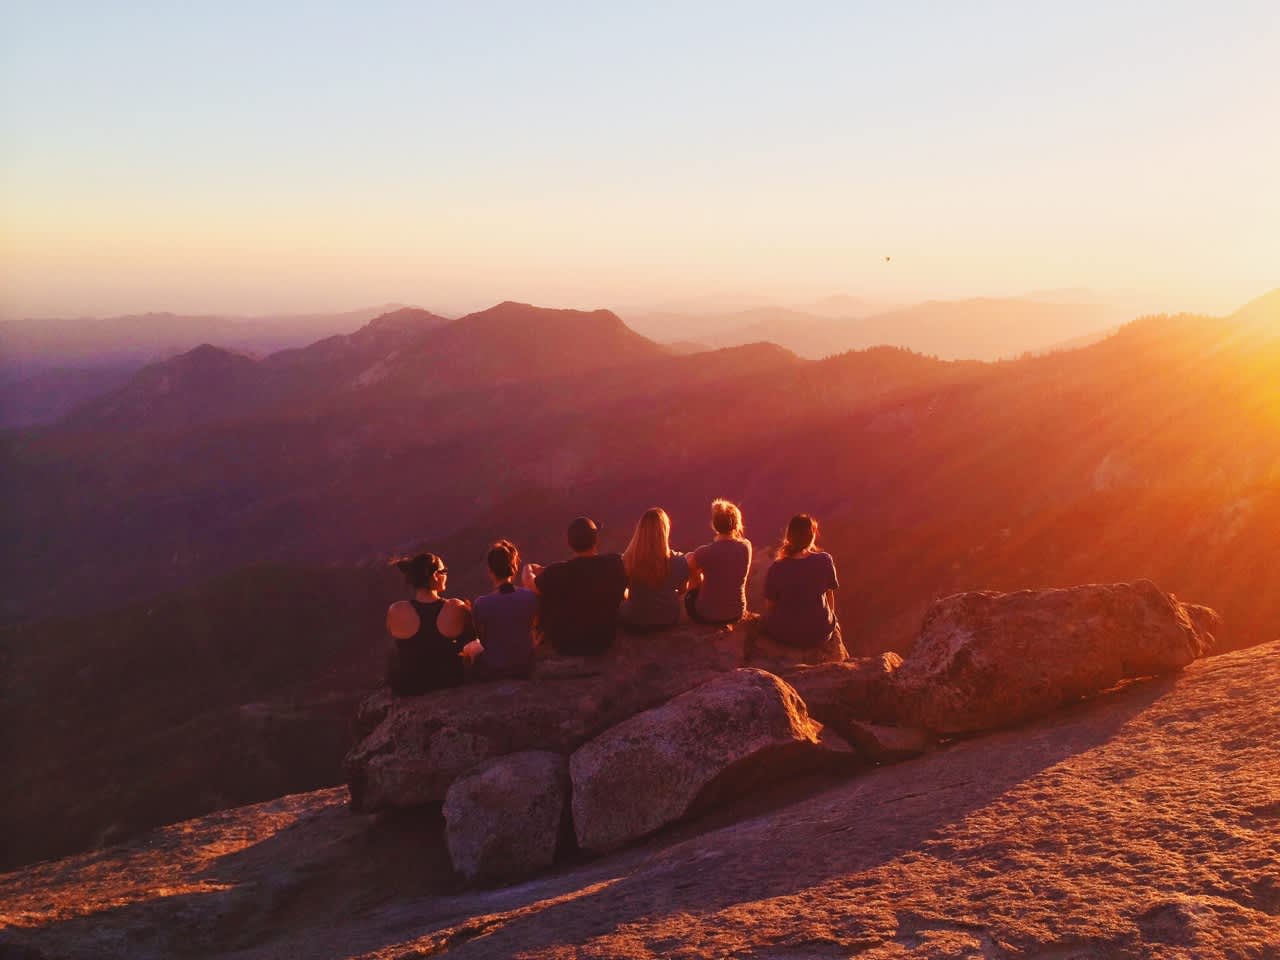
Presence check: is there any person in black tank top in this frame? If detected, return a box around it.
[385,552,475,695]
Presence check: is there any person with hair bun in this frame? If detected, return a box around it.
[761,514,840,649]
[469,539,539,680]
[684,498,752,625]
[385,552,475,695]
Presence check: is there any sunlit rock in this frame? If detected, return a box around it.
[889,580,1218,734]
[344,625,743,812]
[569,668,856,854]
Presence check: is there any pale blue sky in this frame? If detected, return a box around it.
[3,2,1277,317]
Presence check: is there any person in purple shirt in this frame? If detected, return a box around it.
[761,514,840,649]
[685,499,752,625]
[469,539,539,680]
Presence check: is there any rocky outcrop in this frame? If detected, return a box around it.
[342,580,1220,884]
[569,668,855,853]
[345,626,743,811]
[842,720,935,763]
[442,751,569,884]
[889,580,1216,734]
[742,617,850,671]
[784,652,904,730]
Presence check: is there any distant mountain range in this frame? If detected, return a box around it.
[623,296,1137,360]
[3,287,1280,870]
[0,303,421,427]
[0,294,1147,427]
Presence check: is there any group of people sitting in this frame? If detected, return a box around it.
[385,499,840,696]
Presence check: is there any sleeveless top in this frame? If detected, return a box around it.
[390,598,467,695]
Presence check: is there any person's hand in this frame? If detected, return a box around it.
[462,639,483,658]
[521,563,542,589]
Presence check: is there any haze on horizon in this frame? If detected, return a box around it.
[2,2,1277,321]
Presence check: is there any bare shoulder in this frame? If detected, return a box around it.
[444,597,470,612]
[386,601,421,639]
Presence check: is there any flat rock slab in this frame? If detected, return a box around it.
[443,750,569,884]
[570,668,852,853]
[890,579,1218,734]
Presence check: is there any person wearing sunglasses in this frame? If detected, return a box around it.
[385,551,475,695]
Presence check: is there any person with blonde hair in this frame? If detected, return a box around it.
[619,507,690,632]
[761,514,841,649]
[684,498,752,625]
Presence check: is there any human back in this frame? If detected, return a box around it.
[471,539,539,679]
[620,507,690,630]
[534,516,628,655]
[762,514,839,649]
[686,499,752,624]
[385,552,473,695]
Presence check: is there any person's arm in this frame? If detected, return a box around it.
[763,562,778,617]
[524,562,544,593]
[675,554,692,592]
[439,598,476,649]
[825,554,839,614]
[685,550,703,590]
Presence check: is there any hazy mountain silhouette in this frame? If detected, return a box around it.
[627,297,1129,360]
[0,366,137,428]
[59,303,652,432]
[0,304,415,375]
[0,304,423,427]
[848,297,1129,359]
[796,293,888,317]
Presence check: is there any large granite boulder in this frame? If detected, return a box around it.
[784,652,904,730]
[570,668,856,853]
[889,580,1217,734]
[345,626,743,811]
[442,750,569,884]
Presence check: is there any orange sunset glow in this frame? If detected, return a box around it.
[2,3,1278,959]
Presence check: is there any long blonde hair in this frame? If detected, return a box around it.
[623,507,673,588]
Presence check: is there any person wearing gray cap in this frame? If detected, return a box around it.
[525,516,627,655]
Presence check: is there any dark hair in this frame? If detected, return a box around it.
[777,514,818,560]
[391,551,445,589]
[567,516,599,553]
[486,539,520,579]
